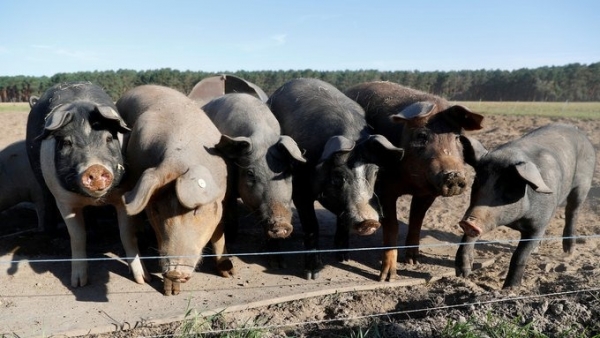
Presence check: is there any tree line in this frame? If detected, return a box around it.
[0,62,598,103]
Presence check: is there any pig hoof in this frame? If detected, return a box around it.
[217,259,235,277]
[456,268,472,278]
[404,250,420,265]
[336,252,349,262]
[304,270,321,280]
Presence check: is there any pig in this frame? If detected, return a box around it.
[267,78,405,279]
[0,140,47,230]
[456,123,596,288]
[25,81,148,287]
[188,74,269,106]
[345,81,484,281]
[201,93,306,266]
[116,84,234,295]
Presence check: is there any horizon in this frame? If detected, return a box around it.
[1,1,599,77]
[3,61,600,79]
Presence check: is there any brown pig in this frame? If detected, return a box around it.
[116,85,234,295]
[345,81,483,281]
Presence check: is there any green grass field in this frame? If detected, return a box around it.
[455,101,600,119]
[2,101,600,119]
[0,102,29,112]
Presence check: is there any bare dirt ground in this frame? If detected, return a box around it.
[0,108,599,337]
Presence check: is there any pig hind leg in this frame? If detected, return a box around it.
[562,185,591,255]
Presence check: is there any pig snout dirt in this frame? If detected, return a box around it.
[440,171,467,197]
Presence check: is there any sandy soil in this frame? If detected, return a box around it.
[0,109,598,337]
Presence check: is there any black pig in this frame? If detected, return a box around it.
[457,123,596,288]
[26,81,149,287]
[268,78,404,279]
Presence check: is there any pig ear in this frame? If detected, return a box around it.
[364,134,404,164]
[176,165,222,209]
[514,161,553,194]
[319,135,355,163]
[96,105,131,133]
[390,102,436,123]
[123,167,162,215]
[29,95,39,108]
[445,105,484,131]
[215,135,253,159]
[460,135,488,167]
[277,135,307,163]
[44,108,73,131]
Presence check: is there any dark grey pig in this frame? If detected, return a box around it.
[345,81,483,281]
[25,81,148,287]
[0,140,46,230]
[268,78,405,279]
[201,93,306,263]
[117,84,234,296]
[457,123,596,288]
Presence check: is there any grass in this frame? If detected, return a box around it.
[0,102,29,113]
[440,312,600,338]
[454,101,600,119]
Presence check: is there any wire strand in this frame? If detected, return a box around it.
[0,233,598,265]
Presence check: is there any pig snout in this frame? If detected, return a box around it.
[354,219,381,236]
[263,203,294,239]
[80,164,113,194]
[348,201,381,235]
[459,218,483,238]
[266,217,293,239]
[440,170,467,197]
[162,268,193,296]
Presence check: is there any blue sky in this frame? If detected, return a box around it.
[1,1,598,77]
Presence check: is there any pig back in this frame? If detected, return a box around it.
[499,123,595,201]
[203,93,281,145]
[117,85,227,197]
[345,81,449,144]
[268,78,368,164]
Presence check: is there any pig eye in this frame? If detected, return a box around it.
[59,138,72,149]
[411,130,429,147]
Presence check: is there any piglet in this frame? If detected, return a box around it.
[457,123,596,288]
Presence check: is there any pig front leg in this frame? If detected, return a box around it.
[503,228,545,288]
[379,187,400,281]
[455,234,478,278]
[115,206,150,284]
[58,206,88,287]
[405,195,436,264]
[211,220,235,278]
[293,187,322,280]
[334,217,350,262]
